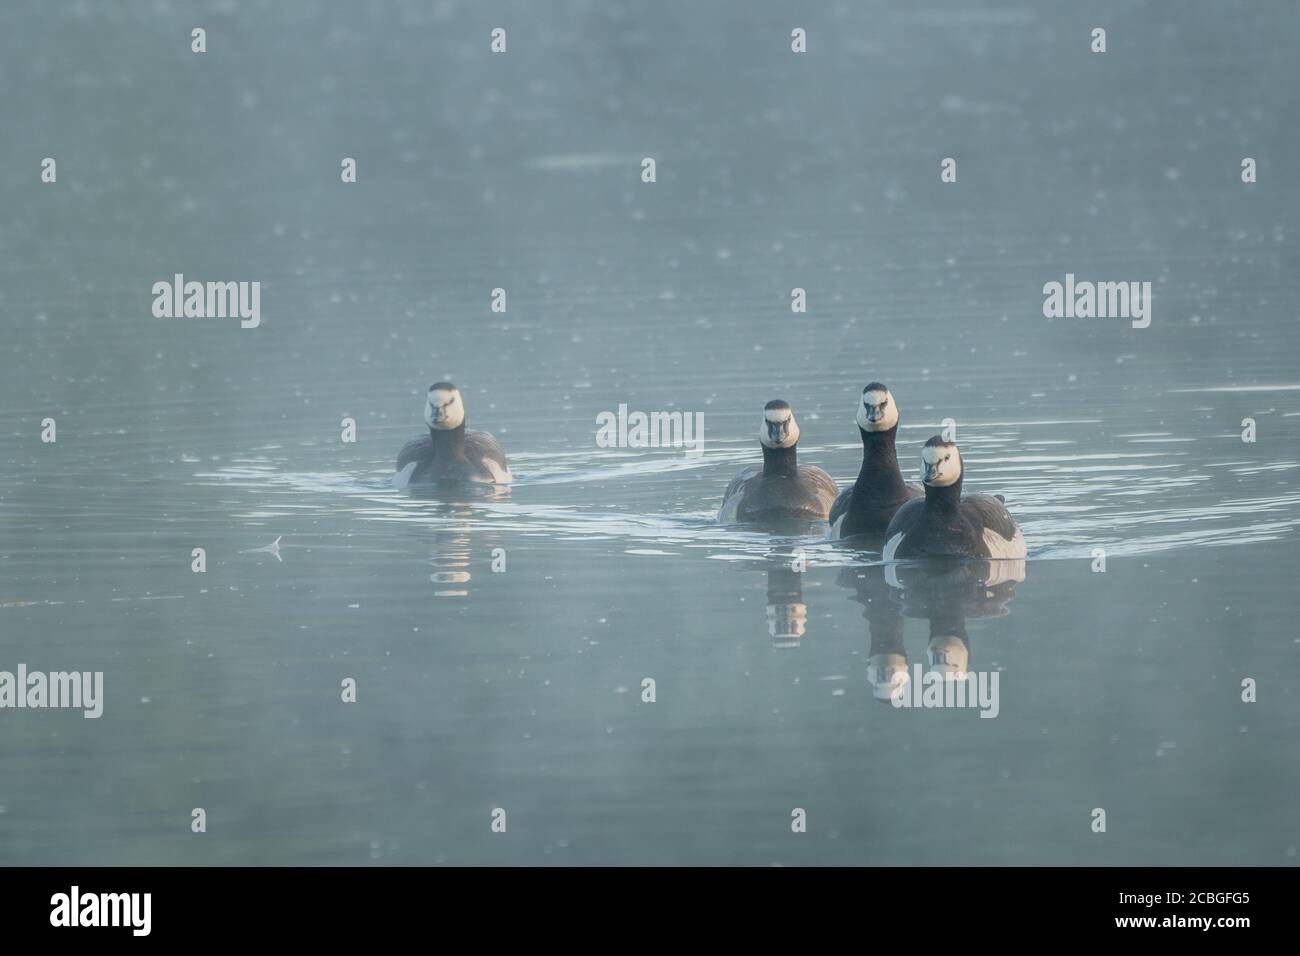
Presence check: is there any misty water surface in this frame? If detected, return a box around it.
[1,0,1298,864]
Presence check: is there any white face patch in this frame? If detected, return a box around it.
[425,388,464,430]
[921,444,961,487]
[856,388,898,432]
[760,408,800,448]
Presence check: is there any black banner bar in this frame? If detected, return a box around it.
[0,867,1284,941]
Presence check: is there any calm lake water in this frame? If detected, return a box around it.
[2,0,1298,865]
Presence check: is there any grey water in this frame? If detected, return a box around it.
[1,0,1298,865]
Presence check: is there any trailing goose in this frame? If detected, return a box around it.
[394,382,512,488]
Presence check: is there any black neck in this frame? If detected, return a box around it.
[929,619,969,643]
[855,425,908,494]
[868,614,906,653]
[430,424,467,456]
[923,476,963,512]
[767,567,804,603]
[762,443,798,477]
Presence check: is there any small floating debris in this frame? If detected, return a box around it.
[242,536,282,562]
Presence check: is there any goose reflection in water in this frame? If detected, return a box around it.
[403,483,511,599]
[765,556,809,648]
[733,549,813,648]
[839,557,1023,702]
